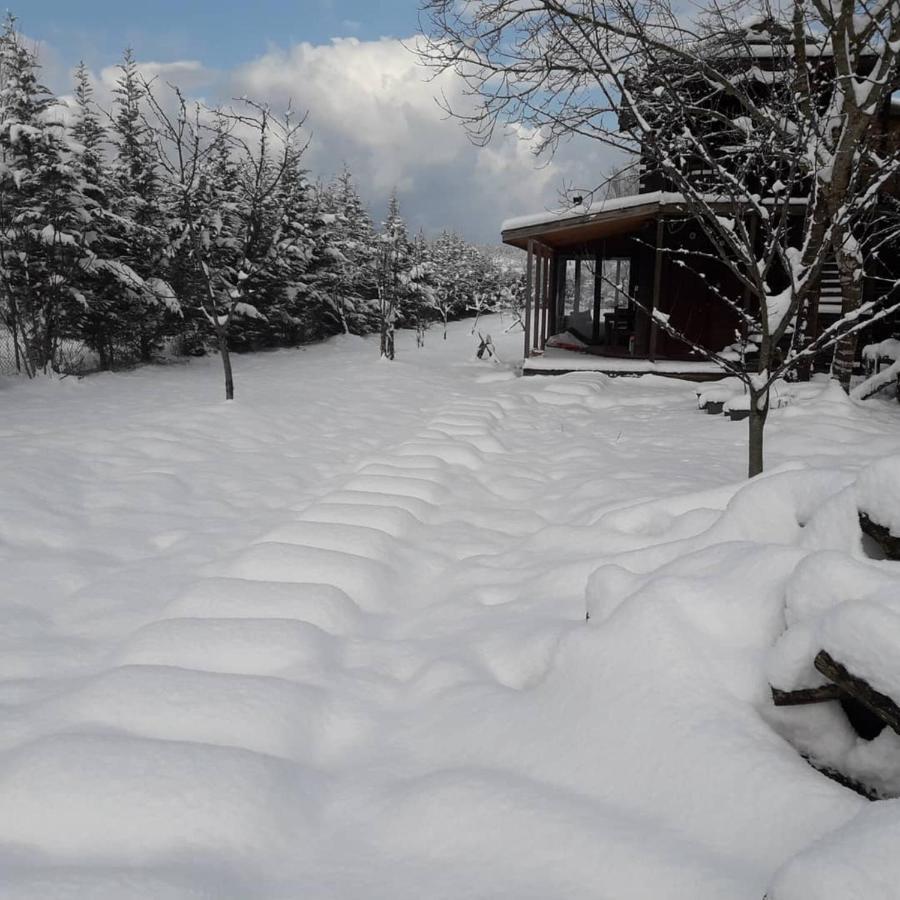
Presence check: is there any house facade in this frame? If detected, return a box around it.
[501,30,900,377]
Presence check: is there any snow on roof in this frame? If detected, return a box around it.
[502,190,811,236]
[501,191,685,234]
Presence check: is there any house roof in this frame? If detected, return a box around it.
[500,191,812,250]
[500,192,694,250]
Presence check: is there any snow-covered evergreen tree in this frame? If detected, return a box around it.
[376,191,413,359]
[311,167,378,337]
[0,15,97,374]
[108,48,174,362]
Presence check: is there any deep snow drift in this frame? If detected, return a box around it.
[1,317,899,899]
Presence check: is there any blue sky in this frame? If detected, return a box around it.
[17,1,598,243]
[22,0,419,72]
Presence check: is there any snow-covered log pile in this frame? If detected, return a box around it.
[696,378,794,416]
[853,340,900,402]
[766,456,900,806]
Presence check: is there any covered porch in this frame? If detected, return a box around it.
[501,193,738,377]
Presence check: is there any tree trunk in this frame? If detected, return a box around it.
[380,318,394,360]
[218,327,234,400]
[747,388,769,478]
[7,298,27,376]
[140,323,154,364]
[96,325,110,371]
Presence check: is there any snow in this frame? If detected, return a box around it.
[2,315,900,898]
[851,360,900,401]
[525,347,725,373]
[862,337,900,362]
[501,191,808,235]
[856,454,900,534]
[501,191,687,233]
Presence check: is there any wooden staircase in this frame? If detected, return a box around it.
[819,259,843,317]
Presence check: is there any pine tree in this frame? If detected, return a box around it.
[376,191,412,359]
[109,47,173,362]
[265,142,317,343]
[0,15,96,373]
[310,167,378,338]
[70,62,106,197]
[69,61,120,369]
[408,229,437,346]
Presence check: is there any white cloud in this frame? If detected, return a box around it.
[44,33,617,243]
[97,59,218,101]
[222,35,606,241]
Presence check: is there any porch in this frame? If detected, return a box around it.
[522,348,726,378]
[501,193,738,378]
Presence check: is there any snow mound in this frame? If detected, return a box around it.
[856,454,900,534]
[221,542,395,611]
[3,320,900,898]
[0,734,320,863]
[164,578,361,633]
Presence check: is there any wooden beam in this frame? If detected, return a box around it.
[592,247,603,345]
[573,257,582,313]
[535,249,540,349]
[524,239,533,359]
[815,650,900,735]
[649,217,664,361]
[540,249,550,349]
[552,253,565,334]
[771,684,843,706]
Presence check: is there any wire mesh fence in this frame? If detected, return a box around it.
[0,327,20,376]
[0,327,101,377]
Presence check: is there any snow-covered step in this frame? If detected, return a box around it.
[117,617,338,677]
[316,489,432,518]
[392,440,485,469]
[254,520,397,560]
[43,665,335,760]
[341,473,448,504]
[418,428,507,454]
[222,542,396,611]
[296,501,421,538]
[164,578,361,634]
[0,733,320,862]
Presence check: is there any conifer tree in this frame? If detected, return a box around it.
[0,15,96,373]
[376,192,412,359]
[109,48,172,361]
[312,167,378,337]
[69,61,120,369]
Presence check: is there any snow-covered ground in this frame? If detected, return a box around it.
[1,316,899,899]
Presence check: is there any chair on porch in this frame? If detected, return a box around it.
[604,307,635,351]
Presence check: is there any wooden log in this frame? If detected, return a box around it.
[814,649,900,735]
[859,512,900,561]
[771,684,842,706]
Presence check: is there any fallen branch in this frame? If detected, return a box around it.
[814,650,900,735]
[771,684,842,706]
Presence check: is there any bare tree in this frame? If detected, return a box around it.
[143,84,306,399]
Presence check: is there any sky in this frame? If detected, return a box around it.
[19,1,611,243]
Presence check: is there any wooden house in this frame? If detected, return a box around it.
[501,27,900,377]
